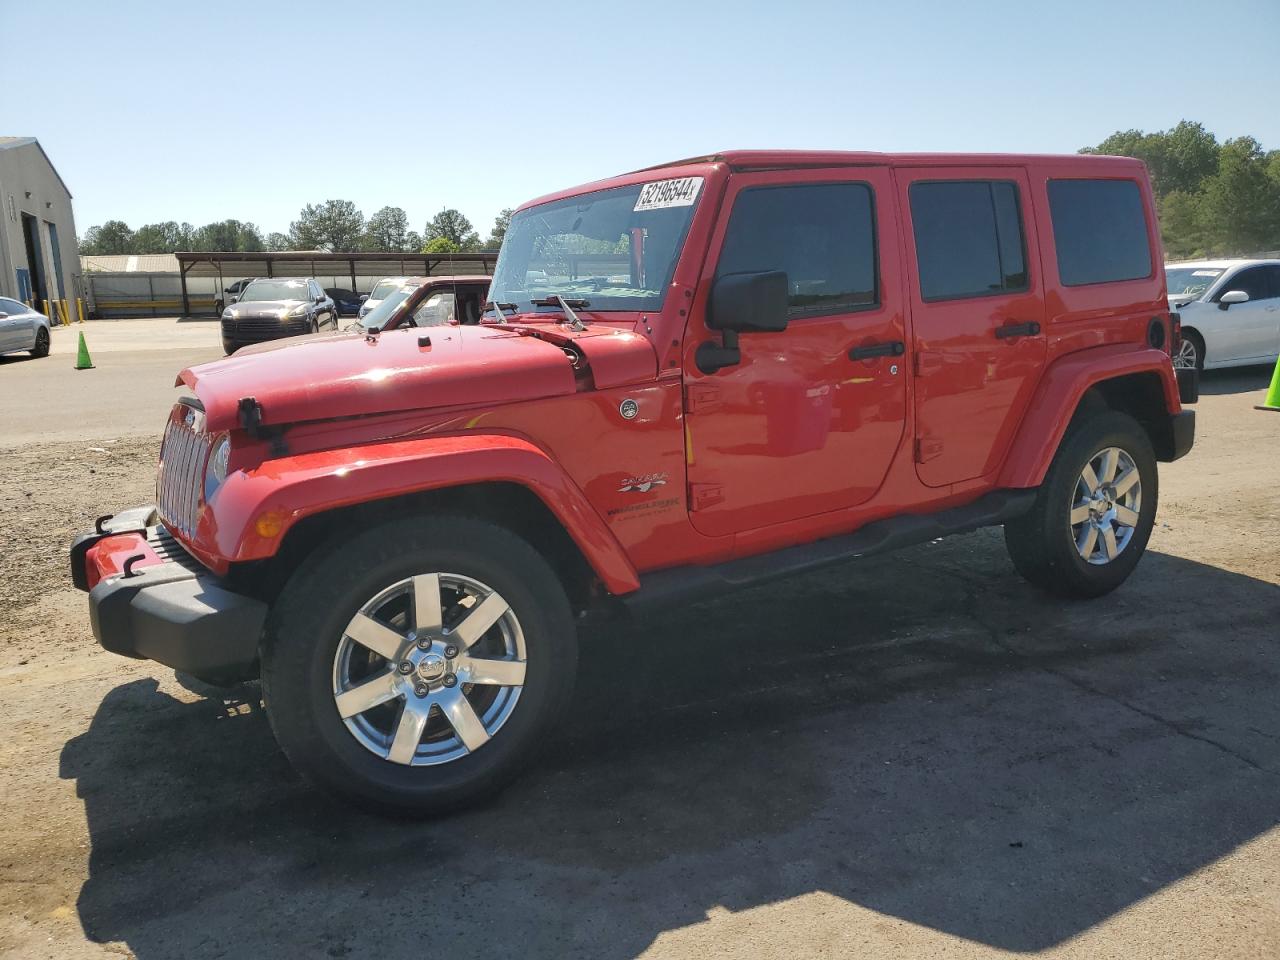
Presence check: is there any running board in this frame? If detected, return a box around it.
[620,489,1035,616]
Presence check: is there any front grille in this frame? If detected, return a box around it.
[156,402,211,540]
[222,318,310,342]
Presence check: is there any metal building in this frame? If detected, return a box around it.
[0,137,80,309]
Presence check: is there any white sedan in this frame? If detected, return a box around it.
[0,297,51,359]
[1167,259,1280,370]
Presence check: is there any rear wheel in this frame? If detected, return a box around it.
[261,514,577,815]
[30,327,49,358]
[1005,411,1157,598]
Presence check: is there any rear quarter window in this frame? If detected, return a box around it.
[1047,179,1152,286]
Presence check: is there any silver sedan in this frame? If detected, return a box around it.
[0,297,51,359]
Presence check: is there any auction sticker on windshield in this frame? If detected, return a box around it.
[634,177,703,212]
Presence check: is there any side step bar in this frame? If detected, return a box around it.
[621,489,1035,616]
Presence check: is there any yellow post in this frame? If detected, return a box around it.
[56,300,65,326]
[42,299,50,319]
[77,298,86,323]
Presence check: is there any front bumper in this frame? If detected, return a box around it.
[71,507,265,682]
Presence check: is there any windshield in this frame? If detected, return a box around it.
[487,177,703,316]
[369,280,402,301]
[359,288,412,328]
[240,280,310,302]
[1166,267,1223,298]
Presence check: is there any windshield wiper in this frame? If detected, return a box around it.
[483,300,517,323]
[530,296,589,331]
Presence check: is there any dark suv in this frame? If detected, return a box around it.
[220,278,337,354]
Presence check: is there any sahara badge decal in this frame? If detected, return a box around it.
[618,472,669,494]
[619,398,640,420]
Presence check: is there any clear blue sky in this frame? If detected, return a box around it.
[4,0,1278,239]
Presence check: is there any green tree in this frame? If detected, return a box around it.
[190,219,265,252]
[132,221,194,253]
[80,220,135,255]
[290,200,365,252]
[265,231,292,251]
[486,208,514,249]
[1197,137,1280,255]
[363,206,412,252]
[423,236,461,254]
[424,208,480,251]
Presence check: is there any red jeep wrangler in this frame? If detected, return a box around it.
[72,151,1197,813]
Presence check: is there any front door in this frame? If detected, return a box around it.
[683,168,908,539]
[898,168,1048,487]
[1212,264,1280,361]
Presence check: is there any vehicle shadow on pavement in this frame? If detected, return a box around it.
[1198,365,1274,395]
[60,532,1280,958]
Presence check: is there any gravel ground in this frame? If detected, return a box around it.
[0,331,1277,959]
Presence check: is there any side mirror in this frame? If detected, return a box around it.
[1218,289,1249,310]
[697,271,790,374]
[229,296,239,305]
[315,295,325,304]
[358,294,369,302]
[0,312,8,319]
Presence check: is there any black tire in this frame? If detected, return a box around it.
[222,339,240,355]
[1004,410,1158,599]
[261,514,577,815]
[1176,328,1205,372]
[310,315,320,334]
[30,327,50,358]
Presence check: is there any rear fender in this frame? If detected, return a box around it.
[999,346,1181,488]
[195,432,640,595]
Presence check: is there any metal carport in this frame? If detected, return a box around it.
[175,250,498,315]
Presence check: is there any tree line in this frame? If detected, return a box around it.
[79,204,514,257]
[1082,121,1280,259]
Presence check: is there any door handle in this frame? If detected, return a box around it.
[848,340,905,361]
[994,321,1041,340]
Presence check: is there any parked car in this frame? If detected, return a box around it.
[353,276,491,331]
[0,297,51,359]
[214,278,256,315]
[358,276,409,320]
[325,288,364,318]
[73,150,1195,814]
[1165,259,1280,370]
[219,277,337,354]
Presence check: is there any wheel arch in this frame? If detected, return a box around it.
[999,346,1182,488]
[200,433,640,603]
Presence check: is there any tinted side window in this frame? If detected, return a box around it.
[0,298,27,313]
[1218,266,1272,301]
[909,181,1028,301]
[715,183,878,318]
[1047,179,1152,286]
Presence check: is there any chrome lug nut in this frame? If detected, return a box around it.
[416,637,432,650]
[414,683,430,697]
[444,644,459,659]
[397,660,413,675]
[442,674,457,688]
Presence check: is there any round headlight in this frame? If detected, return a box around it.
[288,304,310,317]
[204,435,231,502]
[221,309,234,320]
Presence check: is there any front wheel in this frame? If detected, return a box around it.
[261,515,577,815]
[1004,410,1158,599]
[30,327,50,358]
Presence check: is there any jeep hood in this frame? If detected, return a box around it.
[178,323,657,431]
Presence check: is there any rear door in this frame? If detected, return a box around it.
[0,298,30,351]
[898,168,1047,487]
[683,167,907,538]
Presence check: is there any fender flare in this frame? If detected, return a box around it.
[191,432,640,595]
[998,345,1181,488]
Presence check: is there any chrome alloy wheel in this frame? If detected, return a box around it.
[1173,338,1198,370]
[1070,446,1142,566]
[332,573,527,766]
